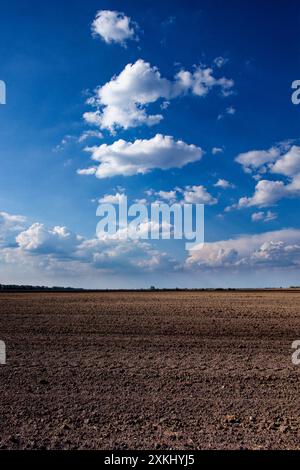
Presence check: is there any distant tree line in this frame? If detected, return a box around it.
[0,284,85,292]
[1,284,297,293]
[0,284,241,292]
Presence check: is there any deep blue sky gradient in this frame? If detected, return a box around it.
[0,0,300,286]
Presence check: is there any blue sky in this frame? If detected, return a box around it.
[1,0,300,288]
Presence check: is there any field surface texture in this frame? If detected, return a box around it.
[0,291,299,449]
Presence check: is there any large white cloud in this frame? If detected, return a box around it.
[186,228,300,269]
[84,59,234,133]
[91,10,138,46]
[235,147,280,172]
[16,223,82,255]
[76,237,176,272]
[232,144,300,209]
[2,217,177,275]
[78,134,203,178]
[271,145,300,177]
[2,209,300,286]
[234,180,287,208]
[84,60,169,132]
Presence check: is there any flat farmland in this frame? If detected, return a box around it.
[0,290,300,449]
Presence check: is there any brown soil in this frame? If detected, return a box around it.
[0,291,300,450]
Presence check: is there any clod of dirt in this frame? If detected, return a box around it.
[39,379,49,385]
[223,415,240,424]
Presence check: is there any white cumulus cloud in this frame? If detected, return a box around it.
[16,223,82,255]
[91,10,138,46]
[84,59,234,133]
[235,180,287,208]
[78,134,203,178]
[232,143,300,209]
[186,229,300,269]
[181,185,217,205]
